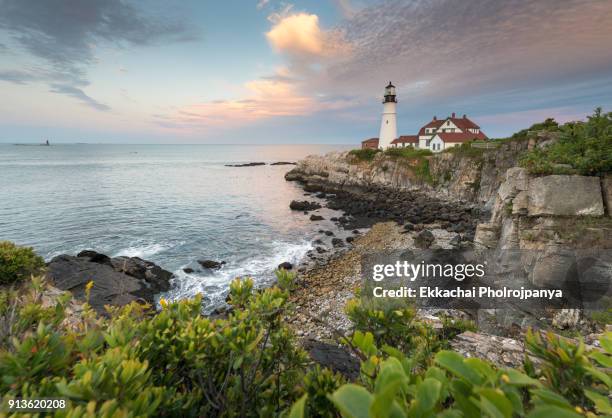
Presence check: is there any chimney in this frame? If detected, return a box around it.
[433,115,437,121]
[463,114,467,119]
[451,112,456,118]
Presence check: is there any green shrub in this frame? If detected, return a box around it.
[2,246,611,417]
[290,331,612,418]
[443,142,486,158]
[349,148,381,162]
[383,147,432,159]
[300,365,345,418]
[519,108,612,175]
[0,241,45,285]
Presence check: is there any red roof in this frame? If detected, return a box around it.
[391,135,418,144]
[418,115,485,137]
[361,137,379,144]
[449,116,480,131]
[417,119,445,136]
[435,132,487,143]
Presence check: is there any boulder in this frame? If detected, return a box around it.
[183,267,194,274]
[47,253,173,314]
[414,230,435,249]
[527,175,604,216]
[289,200,322,211]
[449,331,528,368]
[331,238,345,248]
[111,256,172,293]
[198,260,225,269]
[309,214,324,221]
[302,339,360,380]
[278,262,293,270]
[77,250,112,266]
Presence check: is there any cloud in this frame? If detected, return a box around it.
[0,0,195,110]
[0,69,38,85]
[157,77,352,130]
[256,0,270,10]
[322,0,612,102]
[49,84,111,111]
[266,12,351,58]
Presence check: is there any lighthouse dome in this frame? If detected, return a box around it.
[384,81,396,97]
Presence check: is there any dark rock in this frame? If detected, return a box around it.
[77,250,112,266]
[316,192,327,198]
[315,246,327,253]
[346,236,354,243]
[352,229,361,234]
[302,339,360,380]
[224,162,266,167]
[278,262,293,270]
[324,230,334,236]
[183,267,194,273]
[414,230,435,249]
[403,223,415,232]
[47,252,173,314]
[270,161,296,165]
[111,256,172,293]
[289,200,322,211]
[198,260,225,269]
[331,238,345,247]
[314,239,324,245]
[310,214,324,221]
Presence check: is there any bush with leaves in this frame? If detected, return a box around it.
[291,329,612,418]
[0,241,45,285]
[519,108,612,175]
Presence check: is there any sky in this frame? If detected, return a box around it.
[0,0,611,144]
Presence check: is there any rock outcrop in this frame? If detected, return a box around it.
[47,251,174,314]
[527,175,604,216]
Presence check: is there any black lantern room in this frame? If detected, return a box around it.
[383,81,397,103]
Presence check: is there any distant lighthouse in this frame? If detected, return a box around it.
[378,81,397,149]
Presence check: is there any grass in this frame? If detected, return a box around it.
[442,142,486,158]
[383,147,433,159]
[348,148,381,162]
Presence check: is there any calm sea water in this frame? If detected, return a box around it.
[0,143,351,309]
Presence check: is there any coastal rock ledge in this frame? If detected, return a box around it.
[46,250,174,314]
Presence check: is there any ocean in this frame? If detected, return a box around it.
[0,143,352,309]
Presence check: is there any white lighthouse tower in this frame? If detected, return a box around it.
[378,81,397,149]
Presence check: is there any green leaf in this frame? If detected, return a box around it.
[478,388,513,418]
[416,378,442,412]
[585,389,612,414]
[371,359,408,418]
[502,369,542,387]
[289,394,307,418]
[329,384,373,418]
[529,389,572,408]
[435,351,483,385]
[590,351,612,368]
[526,405,581,418]
[600,332,612,354]
[586,366,612,388]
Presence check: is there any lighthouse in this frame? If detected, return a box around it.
[378,81,397,149]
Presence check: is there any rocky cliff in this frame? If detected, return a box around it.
[286,134,612,334]
[286,139,531,208]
